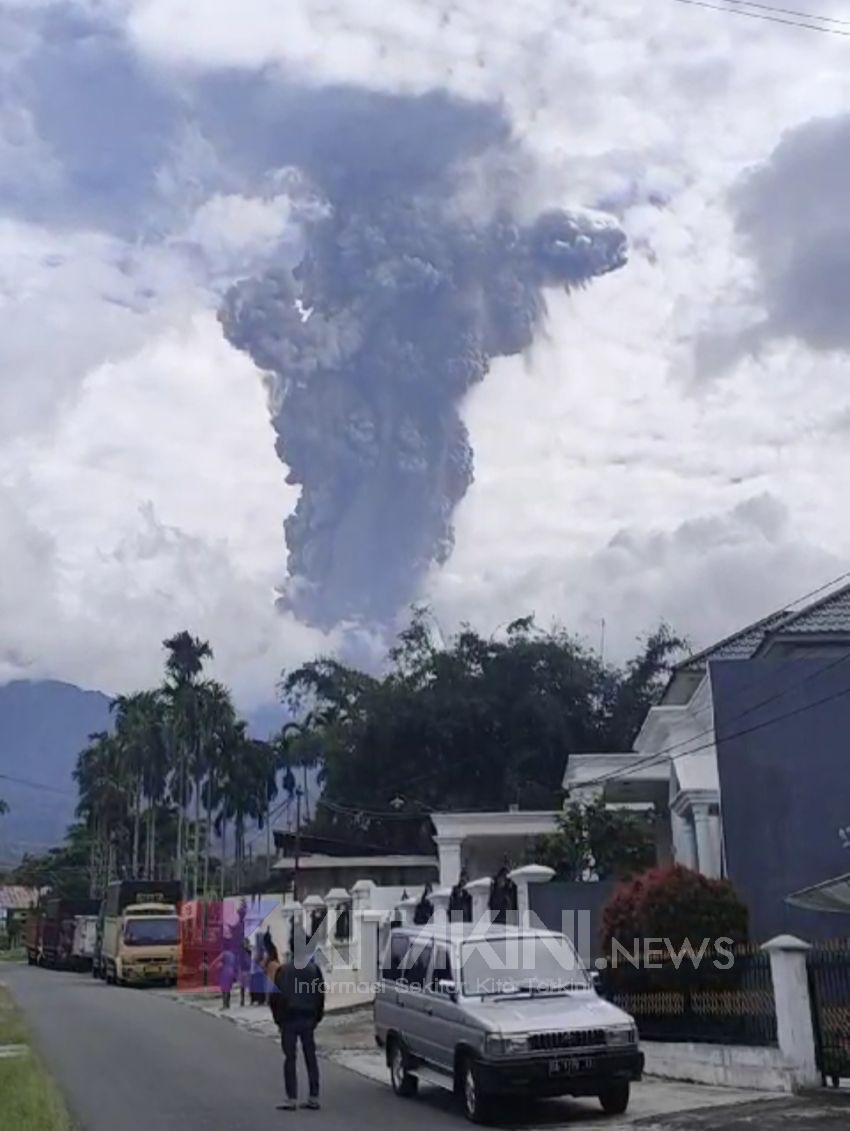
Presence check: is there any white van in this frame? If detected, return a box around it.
[374,924,642,1123]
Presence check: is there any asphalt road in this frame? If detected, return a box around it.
[2,963,470,1131]
[8,964,848,1131]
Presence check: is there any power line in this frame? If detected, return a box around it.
[671,0,850,35]
[571,655,850,794]
[0,772,74,797]
[615,570,850,768]
[725,0,850,25]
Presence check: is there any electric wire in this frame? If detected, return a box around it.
[671,0,850,35]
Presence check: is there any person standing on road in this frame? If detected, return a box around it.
[216,946,237,1010]
[261,928,325,1111]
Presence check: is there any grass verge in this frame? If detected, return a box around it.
[0,947,27,963]
[0,983,74,1131]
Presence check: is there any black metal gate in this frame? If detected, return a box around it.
[808,944,850,1087]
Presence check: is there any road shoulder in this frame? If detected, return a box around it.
[0,978,75,1131]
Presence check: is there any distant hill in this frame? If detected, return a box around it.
[0,680,112,865]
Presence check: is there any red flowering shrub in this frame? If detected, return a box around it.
[600,864,748,954]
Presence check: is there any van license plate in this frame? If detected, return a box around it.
[549,1056,594,1076]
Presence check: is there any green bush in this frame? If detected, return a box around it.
[533,798,657,881]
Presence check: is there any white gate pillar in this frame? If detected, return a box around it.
[762,934,819,1090]
[359,910,384,983]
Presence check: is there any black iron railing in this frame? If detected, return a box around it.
[598,948,777,1047]
[808,942,850,1086]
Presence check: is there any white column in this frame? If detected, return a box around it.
[508,864,555,927]
[762,935,819,1089]
[434,835,463,888]
[672,809,698,870]
[692,803,720,878]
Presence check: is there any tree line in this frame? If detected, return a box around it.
[12,611,684,898]
[279,610,684,854]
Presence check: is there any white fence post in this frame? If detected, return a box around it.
[466,877,492,926]
[359,911,384,984]
[396,896,418,926]
[431,887,452,928]
[508,864,555,927]
[761,934,819,1089]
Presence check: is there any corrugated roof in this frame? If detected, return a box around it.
[0,886,39,910]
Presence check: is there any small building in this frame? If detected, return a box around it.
[0,885,39,944]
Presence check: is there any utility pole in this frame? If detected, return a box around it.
[293,786,303,902]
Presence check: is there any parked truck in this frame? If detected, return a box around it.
[40,898,100,968]
[71,914,99,971]
[24,908,42,966]
[97,881,182,987]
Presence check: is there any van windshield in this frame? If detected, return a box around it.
[461,934,589,996]
[123,918,179,946]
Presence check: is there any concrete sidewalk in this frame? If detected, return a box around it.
[169,987,374,1043]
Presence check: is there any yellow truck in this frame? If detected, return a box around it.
[99,881,182,987]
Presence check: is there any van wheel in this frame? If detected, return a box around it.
[388,1038,418,1097]
[459,1057,491,1124]
[599,1080,630,1115]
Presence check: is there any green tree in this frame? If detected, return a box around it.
[280,610,683,847]
[194,680,237,898]
[533,799,657,881]
[13,824,91,899]
[74,731,129,895]
[217,725,270,894]
[162,631,213,891]
[111,690,168,879]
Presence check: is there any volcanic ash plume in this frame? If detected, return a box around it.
[219,113,626,629]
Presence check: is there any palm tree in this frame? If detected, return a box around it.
[111,690,168,878]
[74,732,129,896]
[217,725,270,894]
[162,631,213,891]
[193,680,236,898]
[280,713,325,823]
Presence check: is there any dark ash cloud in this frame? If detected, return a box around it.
[219,90,626,628]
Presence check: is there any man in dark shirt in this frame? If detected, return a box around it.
[262,929,325,1110]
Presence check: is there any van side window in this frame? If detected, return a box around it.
[382,933,410,981]
[401,942,432,990]
[431,944,452,989]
